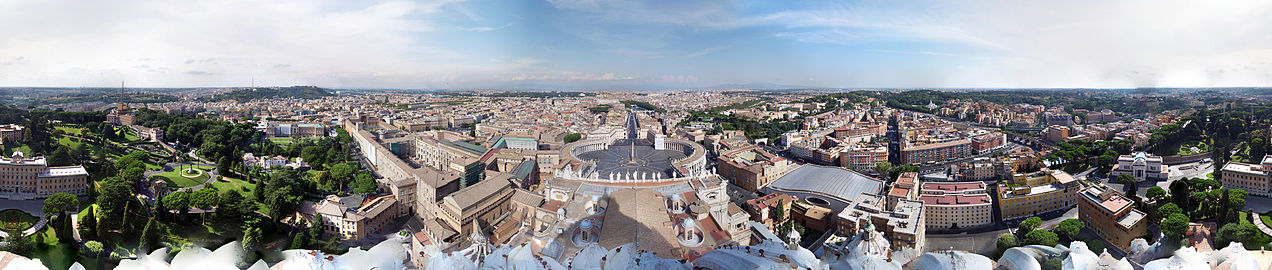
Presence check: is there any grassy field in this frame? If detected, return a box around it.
[208,176,257,198]
[153,166,211,188]
[31,226,100,270]
[1240,211,1272,249]
[54,126,83,136]
[0,209,39,231]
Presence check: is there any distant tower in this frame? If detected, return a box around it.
[117,81,129,112]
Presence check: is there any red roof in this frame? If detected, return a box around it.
[921,182,985,192]
[918,194,992,205]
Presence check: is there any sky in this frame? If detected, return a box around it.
[2,0,1272,89]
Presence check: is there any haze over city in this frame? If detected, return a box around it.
[2,0,1272,89]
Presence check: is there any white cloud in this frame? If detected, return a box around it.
[757,0,1272,87]
[0,0,472,87]
[685,45,731,58]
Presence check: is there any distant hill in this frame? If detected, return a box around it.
[205,86,334,102]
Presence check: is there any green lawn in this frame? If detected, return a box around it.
[208,176,257,198]
[56,136,83,148]
[54,126,83,136]
[1240,211,1272,249]
[0,209,39,231]
[4,144,33,157]
[153,167,211,188]
[31,227,98,270]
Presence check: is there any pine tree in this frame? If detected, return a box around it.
[80,207,97,241]
[242,227,262,252]
[288,232,306,250]
[139,219,159,252]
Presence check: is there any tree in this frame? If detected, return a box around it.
[266,187,301,223]
[139,219,159,252]
[322,234,343,254]
[875,162,893,181]
[1216,222,1267,249]
[1162,213,1191,239]
[42,193,77,241]
[2,229,33,256]
[1117,174,1138,196]
[217,156,233,176]
[329,163,354,190]
[216,191,249,224]
[1146,186,1167,203]
[1043,258,1063,270]
[996,233,1019,257]
[1159,203,1183,219]
[1225,189,1248,223]
[242,227,262,252]
[95,179,134,235]
[563,133,582,144]
[1019,217,1043,235]
[84,240,104,261]
[1084,239,1105,254]
[164,191,191,221]
[309,216,325,239]
[1024,230,1059,246]
[191,188,221,224]
[1053,219,1085,242]
[288,232,307,250]
[353,173,377,194]
[79,207,97,241]
[314,171,334,191]
[1170,179,1191,208]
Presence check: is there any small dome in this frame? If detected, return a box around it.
[680,218,696,229]
[580,219,593,230]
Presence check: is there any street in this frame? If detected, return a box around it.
[925,206,1079,256]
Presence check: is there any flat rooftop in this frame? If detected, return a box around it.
[918,194,991,206]
[921,182,985,192]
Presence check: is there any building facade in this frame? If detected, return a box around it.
[1109,152,1168,182]
[0,152,90,200]
[900,139,972,165]
[0,124,23,143]
[997,170,1081,221]
[1220,155,1272,197]
[836,193,925,251]
[1078,186,1147,250]
[918,182,993,230]
[297,195,402,241]
[717,145,792,192]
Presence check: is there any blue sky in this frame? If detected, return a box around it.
[1,0,1271,89]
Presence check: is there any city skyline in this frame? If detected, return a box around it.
[2,0,1271,89]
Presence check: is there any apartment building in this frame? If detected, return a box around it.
[296,194,403,241]
[900,139,972,165]
[0,152,89,200]
[997,170,1082,221]
[839,145,888,172]
[918,182,993,230]
[0,124,23,143]
[717,145,793,192]
[1220,155,1272,197]
[836,193,926,251]
[1078,186,1147,250]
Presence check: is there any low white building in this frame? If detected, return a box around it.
[1110,152,1168,182]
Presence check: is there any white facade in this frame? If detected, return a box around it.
[1110,152,1168,182]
